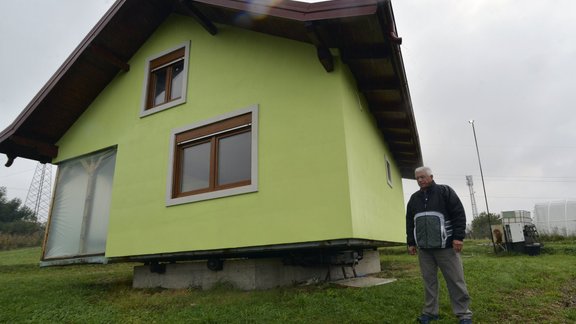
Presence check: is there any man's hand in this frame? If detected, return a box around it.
[408,245,417,255]
[453,240,464,253]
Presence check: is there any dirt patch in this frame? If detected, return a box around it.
[559,278,576,308]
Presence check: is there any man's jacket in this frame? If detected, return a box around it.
[406,181,467,249]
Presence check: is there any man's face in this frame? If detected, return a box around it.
[415,171,433,189]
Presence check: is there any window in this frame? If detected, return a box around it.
[385,156,393,188]
[43,148,117,263]
[166,106,258,205]
[141,41,190,117]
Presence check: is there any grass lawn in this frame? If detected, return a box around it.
[1,241,575,323]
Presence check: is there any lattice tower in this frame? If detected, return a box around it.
[466,175,479,218]
[24,162,53,223]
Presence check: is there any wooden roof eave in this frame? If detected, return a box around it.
[192,0,380,22]
[190,1,423,178]
[375,1,422,178]
[0,0,174,165]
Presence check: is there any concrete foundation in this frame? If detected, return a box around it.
[133,250,381,290]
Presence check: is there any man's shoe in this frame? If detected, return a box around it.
[416,314,439,323]
[459,319,472,324]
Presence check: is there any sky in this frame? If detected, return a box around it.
[1,0,576,224]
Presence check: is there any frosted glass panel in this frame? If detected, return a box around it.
[44,163,89,258]
[83,153,116,255]
[44,149,116,260]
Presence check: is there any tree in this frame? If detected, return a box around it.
[0,187,41,235]
[470,212,501,239]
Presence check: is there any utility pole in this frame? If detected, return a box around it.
[468,120,496,253]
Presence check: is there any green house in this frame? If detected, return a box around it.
[0,0,421,282]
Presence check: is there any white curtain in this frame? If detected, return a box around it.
[44,148,116,259]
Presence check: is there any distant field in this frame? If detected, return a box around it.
[1,241,575,323]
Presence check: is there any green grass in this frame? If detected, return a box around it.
[1,242,575,323]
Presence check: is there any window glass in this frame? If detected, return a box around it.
[218,131,252,186]
[386,158,393,187]
[181,142,211,193]
[170,60,184,100]
[153,68,168,106]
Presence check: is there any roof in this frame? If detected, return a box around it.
[0,0,422,178]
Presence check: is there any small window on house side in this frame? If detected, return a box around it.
[166,106,259,206]
[141,41,190,117]
[385,157,393,188]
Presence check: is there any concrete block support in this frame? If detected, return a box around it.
[133,250,381,290]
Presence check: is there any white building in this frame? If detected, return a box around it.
[533,201,576,236]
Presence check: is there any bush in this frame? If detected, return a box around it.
[0,220,43,235]
[539,233,576,242]
[0,232,44,251]
[470,212,501,239]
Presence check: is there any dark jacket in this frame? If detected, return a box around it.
[406,181,467,249]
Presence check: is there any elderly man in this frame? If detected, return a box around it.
[406,166,473,324]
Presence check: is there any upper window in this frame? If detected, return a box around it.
[166,106,259,206]
[141,41,190,117]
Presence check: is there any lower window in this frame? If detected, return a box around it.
[43,147,117,262]
[167,106,258,205]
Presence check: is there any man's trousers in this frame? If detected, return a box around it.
[418,248,473,320]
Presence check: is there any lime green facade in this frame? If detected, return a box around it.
[54,15,406,258]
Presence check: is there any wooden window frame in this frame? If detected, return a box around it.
[166,105,259,206]
[173,115,252,198]
[140,41,190,117]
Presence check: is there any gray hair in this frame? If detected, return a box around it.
[415,166,432,176]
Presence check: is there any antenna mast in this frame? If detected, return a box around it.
[466,175,479,218]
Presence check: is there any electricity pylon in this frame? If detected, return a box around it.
[466,175,479,219]
[24,162,53,223]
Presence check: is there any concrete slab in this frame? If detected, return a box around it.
[335,276,397,288]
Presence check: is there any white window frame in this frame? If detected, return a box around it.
[385,156,393,188]
[140,41,191,117]
[166,105,259,206]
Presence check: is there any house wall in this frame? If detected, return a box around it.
[54,14,404,258]
[338,65,406,243]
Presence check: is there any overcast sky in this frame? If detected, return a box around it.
[1,0,576,224]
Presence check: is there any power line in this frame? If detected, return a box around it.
[467,195,576,200]
[423,143,576,149]
[436,174,576,183]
